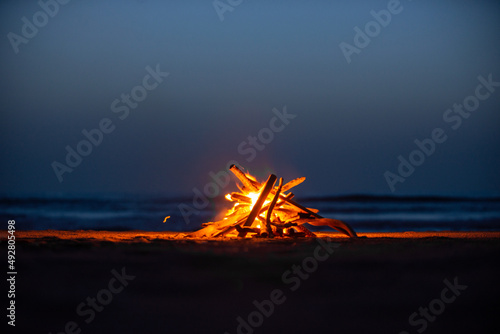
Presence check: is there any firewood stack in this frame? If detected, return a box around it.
[189,165,358,238]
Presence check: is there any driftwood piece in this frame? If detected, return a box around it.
[188,215,238,238]
[266,178,283,236]
[294,224,317,237]
[274,195,357,237]
[281,177,306,193]
[229,164,260,191]
[234,225,260,238]
[293,218,358,238]
[244,174,277,227]
[281,197,322,218]
[227,193,252,203]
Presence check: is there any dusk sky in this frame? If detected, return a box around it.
[1,0,499,197]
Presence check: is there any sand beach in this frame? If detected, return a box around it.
[3,230,499,333]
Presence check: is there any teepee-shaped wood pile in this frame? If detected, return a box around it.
[189,165,358,239]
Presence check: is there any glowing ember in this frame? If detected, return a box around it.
[189,165,358,239]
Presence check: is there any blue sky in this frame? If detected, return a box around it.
[1,0,499,197]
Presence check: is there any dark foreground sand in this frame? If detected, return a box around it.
[3,231,500,334]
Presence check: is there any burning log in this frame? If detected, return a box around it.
[188,165,358,239]
[229,164,260,192]
[280,177,305,193]
[266,178,283,236]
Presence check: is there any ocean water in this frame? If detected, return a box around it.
[1,194,499,232]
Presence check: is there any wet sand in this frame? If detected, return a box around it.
[3,231,500,333]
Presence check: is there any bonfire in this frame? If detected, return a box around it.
[189,165,357,238]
